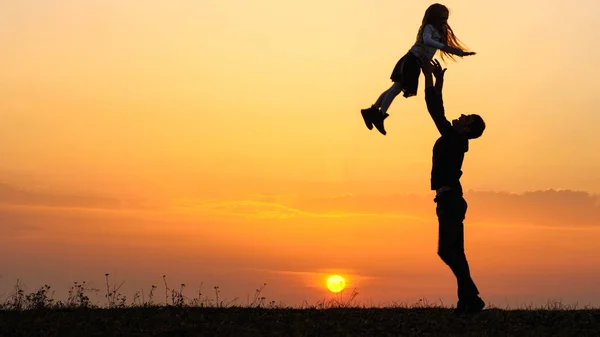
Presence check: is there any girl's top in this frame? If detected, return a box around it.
[409,24,445,61]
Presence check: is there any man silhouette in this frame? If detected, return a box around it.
[421,59,486,314]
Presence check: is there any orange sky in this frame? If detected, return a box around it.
[2,0,600,308]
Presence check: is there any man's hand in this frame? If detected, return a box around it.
[422,59,434,89]
[421,58,434,76]
[432,59,447,80]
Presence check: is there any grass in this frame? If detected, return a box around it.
[1,275,599,337]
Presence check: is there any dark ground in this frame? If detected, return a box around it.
[1,307,599,337]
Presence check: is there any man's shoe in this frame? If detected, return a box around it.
[373,111,389,136]
[454,296,485,315]
[361,106,376,130]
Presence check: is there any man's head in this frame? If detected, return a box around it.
[452,114,485,139]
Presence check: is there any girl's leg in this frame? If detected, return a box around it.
[377,82,403,115]
[374,85,393,109]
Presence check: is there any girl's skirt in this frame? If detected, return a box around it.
[390,50,422,98]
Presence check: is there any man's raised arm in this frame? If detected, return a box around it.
[422,60,453,136]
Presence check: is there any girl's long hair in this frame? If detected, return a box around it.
[416,3,471,62]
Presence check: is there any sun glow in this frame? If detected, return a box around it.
[326,275,346,293]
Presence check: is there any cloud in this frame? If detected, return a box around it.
[174,189,600,227]
[465,189,600,227]
[173,199,426,221]
[256,269,376,291]
[0,182,155,211]
[4,177,599,228]
[0,211,41,236]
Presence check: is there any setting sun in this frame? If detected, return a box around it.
[326,275,346,293]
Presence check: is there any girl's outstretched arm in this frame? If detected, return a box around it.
[441,45,469,57]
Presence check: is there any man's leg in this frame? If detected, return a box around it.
[452,219,480,301]
[435,195,483,312]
